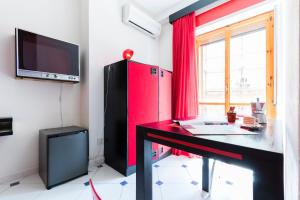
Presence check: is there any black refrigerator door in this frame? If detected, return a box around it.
[48,131,88,187]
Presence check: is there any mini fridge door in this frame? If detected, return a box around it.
[48,131,88,187]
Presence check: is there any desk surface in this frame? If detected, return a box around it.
[136,120,284,200]
[139,120,283,155]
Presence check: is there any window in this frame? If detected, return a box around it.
[199,39,226,116]
[197,12,276,118]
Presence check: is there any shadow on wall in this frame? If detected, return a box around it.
[2,36,16,79]
[80,52,87,83]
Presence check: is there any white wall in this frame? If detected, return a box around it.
[85,0,160,163]
[158,23,173,71]
[80,0,90,133]
[279,0,300,199]
[0,0,81,182]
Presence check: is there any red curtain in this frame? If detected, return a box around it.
[172,12,198,156]
[172,12,198,120]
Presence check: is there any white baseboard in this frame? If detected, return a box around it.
[0,156,104,185]
[89,155,104,171]
[0,167,38,185]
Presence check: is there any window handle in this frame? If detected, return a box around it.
[267,76,273,87]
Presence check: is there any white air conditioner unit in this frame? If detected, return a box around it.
[123,4,161,38]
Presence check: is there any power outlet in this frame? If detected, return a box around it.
[160,147,164,153]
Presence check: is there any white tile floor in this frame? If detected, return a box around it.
[0,155,253,200]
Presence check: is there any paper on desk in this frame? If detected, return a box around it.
[173,118,228,126]
[182,125,258,135]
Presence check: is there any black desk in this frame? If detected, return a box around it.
[136,120,283,200]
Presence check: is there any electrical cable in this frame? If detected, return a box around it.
[104,65,111,122]
[59,83,64,127]
[97,65,111,165]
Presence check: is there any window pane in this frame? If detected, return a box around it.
[199,105,225,117]
[200,40,225,103]
[230,29,266,103]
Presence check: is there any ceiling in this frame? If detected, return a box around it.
[132,0,199,21]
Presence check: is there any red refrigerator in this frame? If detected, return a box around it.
[104,60,172,176]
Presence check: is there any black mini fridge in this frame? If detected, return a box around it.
[39,126,89,189]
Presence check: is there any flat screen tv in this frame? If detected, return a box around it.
[15,28,80,83]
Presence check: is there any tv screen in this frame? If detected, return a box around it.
[15,29,80,82]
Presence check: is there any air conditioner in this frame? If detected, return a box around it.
[123,4,161,38]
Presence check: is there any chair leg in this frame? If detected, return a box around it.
[209,160,216,192]
[202,158,216,199]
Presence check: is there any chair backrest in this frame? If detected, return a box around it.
[89,179,102,200]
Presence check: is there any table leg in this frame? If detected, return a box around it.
[202,157,210,193]
[253,159,284,200]
[136,128,152,200]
